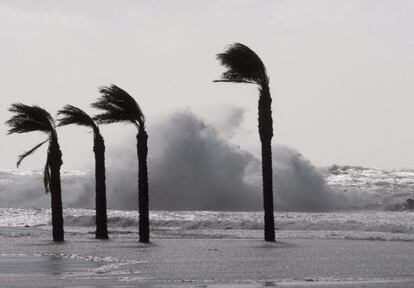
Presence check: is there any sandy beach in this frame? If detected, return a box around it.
[0,226,413,287]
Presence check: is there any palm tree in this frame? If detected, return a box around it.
[57,105,108,239]
[214,43,276,242]
[92,85,150,243]
[6,104,64,242]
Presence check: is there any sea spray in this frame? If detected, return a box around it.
[1,111,414,211]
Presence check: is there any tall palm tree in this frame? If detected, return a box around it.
[215,43,275,242]
[57,105,108,239]
[92,84,150,243]
[6,104,64,242]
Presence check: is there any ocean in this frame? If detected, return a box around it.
[1,164,414,242]
[0,208,413,242]
[1,165,414,286]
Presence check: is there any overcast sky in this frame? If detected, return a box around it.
[1,0,414,170]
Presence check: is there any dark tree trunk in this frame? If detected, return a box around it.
[258,84,275,242]
[49,137,64,242]
[94,132,108,239]
[137,128,150,243]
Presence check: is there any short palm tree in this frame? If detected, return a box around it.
[92,84,150,243]
[57,105,108,239]
[215,43,276,241]
[6,104,64,242]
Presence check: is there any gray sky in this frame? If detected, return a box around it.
[1,0,414,170]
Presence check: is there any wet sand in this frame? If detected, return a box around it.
[0,227,413,287]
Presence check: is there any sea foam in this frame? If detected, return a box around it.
[1,208,412,235]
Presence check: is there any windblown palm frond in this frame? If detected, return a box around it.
[6,103,55,135]
[6,104,58,194]
[92,84,145,128]
[215,43,268,85]
[44,154,51,193]
[57,105,97,129]
[16,139,49,167]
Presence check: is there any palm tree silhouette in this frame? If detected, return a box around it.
[92,85,150,243]
[57,105,108,239]
[6,104,64,242]
[215,43,275,242]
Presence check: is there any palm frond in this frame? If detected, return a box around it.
[16,139,48,167]
[6,103,55,135]
[57,105,96,129]
[215,43,268,85]
[43,156,51,193]
[92,84,145,128]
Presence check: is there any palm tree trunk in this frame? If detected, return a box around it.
[137,128,150,243]
[94,133,108,239]
[49,138,64,242]
[258,84,275,242]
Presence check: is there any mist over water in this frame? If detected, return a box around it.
[0,110,370,212]
[274,148,338,211]
[0,170,93,208]
[148,112,259,210]
[104,110,337,211]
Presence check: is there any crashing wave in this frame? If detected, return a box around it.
[324,165,414,210]
[58,209,414,235]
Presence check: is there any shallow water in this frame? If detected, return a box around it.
[0,233,413,287]
[0,255,104,275]
[0,208,413,286]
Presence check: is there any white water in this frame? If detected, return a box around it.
[2,163,414,211]
[1,163,413,242]
[326,165,414,209]
[1,208,413,241]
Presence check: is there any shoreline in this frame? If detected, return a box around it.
[0,227,413,287]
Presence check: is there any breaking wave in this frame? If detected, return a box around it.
[1,208,413,241]
[0,111,413,212]
[3,208,412,234]
[325,165,414,210]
